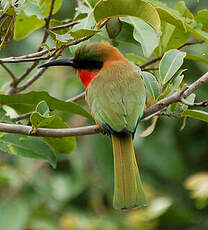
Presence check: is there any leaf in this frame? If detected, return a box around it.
[30,101,55,133]
[174,1,194,19]
[140,116,158,137]
[159,49,186,85]
[125,53,147,65]
[72,5,96,31]
[142,71,159,100]
[70,29,99,39]
[14,11,44,40]
[0,91,92,120]
[94,0,160,32]
[121,16,160,57]
[181,109,208,123]
[23,0,44,19]
[40,0,63,17]
[149,0,208,42]
[48,30,73,43]
[0,107,14,123]
[43,115,76,154]
[186,53,208,65]
[154,20,190,56]
[196,9,208,32]
[0,133,57,168]
[106,17,122,39]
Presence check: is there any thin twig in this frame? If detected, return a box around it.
[178,40,205,50]
[50,21,79,30]
[180,97,208,107]
[1,63,17,81]
[66,92,85,102]
[0,48,55,63]
[140,40,205,70]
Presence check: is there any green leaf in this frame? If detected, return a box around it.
[48,30,73,43]
[182,109,208,122]
[142,71,159,100]
[0,133,57,167]
[154,20,190,56]
[186,53,208,65]
[150,0,208,42]
[125,53,147,65]
[94,0,160,32]
[0,91,92,120]
[30,112,55,132]
[159,49,186,85]
[70,29,99,39]
[30,101,55,133]
[121,16,160,57]
[168,69,186,94]
[23,1,44,19]
[106,17,122,39]
[0,107,14,123]
[43,115,76,154]
[196,9,208,32]
[14,11,44,40]
[36,100,50,116]
[72,5,96,31]
[174,1,194,19]
[40,0,63,16]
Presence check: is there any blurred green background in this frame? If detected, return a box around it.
[0,0,208,230]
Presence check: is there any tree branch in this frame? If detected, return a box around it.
[1,63,17,81]
[1,71,208,137]
[0,123,103,137]
[66,91,85,102]
[49,21,79,30]
[0,48,55,63]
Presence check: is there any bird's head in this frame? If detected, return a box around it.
[39,42,125,87]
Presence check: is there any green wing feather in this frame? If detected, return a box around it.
[87,61,146,133]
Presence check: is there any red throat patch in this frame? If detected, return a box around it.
[76,69,98,88]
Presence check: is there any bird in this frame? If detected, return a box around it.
[40,42,147,210]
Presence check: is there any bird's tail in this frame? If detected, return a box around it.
[111,133,147,210]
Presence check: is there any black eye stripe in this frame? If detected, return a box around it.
[74,59,103,70]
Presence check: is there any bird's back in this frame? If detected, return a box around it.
[86,61,146,134]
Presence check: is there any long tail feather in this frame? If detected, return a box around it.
[112,134,147,210]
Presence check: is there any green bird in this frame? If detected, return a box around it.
[40,42,147,210]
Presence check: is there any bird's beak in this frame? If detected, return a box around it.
[39,58,77,68]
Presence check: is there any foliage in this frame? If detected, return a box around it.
[0,0,208,229]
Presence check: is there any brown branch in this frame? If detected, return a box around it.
[0,48,55,63]
[180,97,208,107]
[66,92,85,102]
[143,71,208,118]
[50,21,79,30]
[1,63,17,81]
[0,123,103,137]
[1,71,208,137]
[178,40,205,50]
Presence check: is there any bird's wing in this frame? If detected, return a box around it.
[87,62,146,133]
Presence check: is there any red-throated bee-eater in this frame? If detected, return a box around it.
[40,42,147,210]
